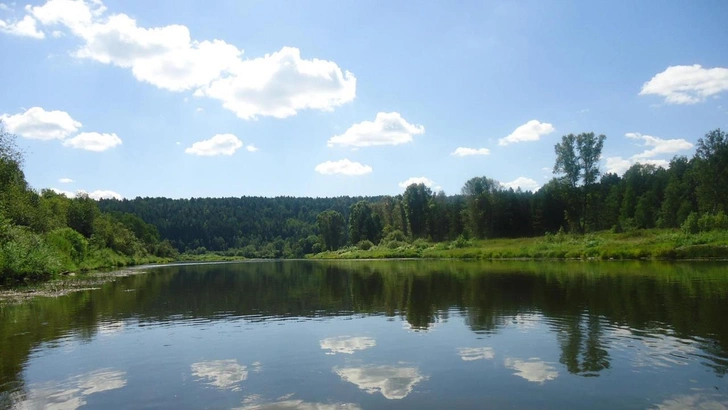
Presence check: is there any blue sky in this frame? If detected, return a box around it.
[1,0,727,199]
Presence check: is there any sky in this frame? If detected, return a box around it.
[1,0,727,200]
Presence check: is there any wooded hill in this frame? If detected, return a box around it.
[99,129,728,258]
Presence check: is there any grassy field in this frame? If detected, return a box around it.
[309,229,728,260]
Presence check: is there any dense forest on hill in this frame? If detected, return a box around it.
[0,126,176,286]
[1,126,727,285]
[99,129,728,258]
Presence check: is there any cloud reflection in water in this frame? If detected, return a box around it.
[503,357,558,384]
[333,365,425,399]
[15,368,126,410]
[191,359,248,391]
[320,336,376,355]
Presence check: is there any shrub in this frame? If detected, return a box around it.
[1,226,62,284]
[450,235,471,249]
[356,240,374,250]
[681,212,700,234]
[46,227,88,264]
[382,230,407,244]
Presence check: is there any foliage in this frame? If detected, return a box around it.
[317,210,346,251]
[0,125,171,286]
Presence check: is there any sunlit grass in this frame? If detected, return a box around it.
[310,229,728,260]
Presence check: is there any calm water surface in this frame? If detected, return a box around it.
[1,260,728,409]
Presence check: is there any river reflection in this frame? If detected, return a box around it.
[1,260,728,409]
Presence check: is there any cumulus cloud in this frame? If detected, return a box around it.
[15,0,356,119]
[86,189,122,200]
[501,177,540,191]
[314,159,372,176]
[197,47,356,119]
[51,188,77,197]
[498,120,555,146]
[59,177,74,183]
[503,357,558,384]
[625,132,693,160]
[191,359,248,391]
[333,366,426,400]
[398,177,434,189]
[320,336,376,355]
[605,132,693,174]
[451,147,490,157]
[0,15,45,38]
[185,133,243,156]
[63,132,122,151]
[1,107,81,140]
[458,347,495,361]
[246,144,258,152]
[640,64,728,104]
[327,112,424,148]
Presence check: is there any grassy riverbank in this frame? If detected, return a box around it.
[309,229,728,260]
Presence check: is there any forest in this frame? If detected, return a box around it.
[1,126,727,285]
[0,126,177,286]
[99,129,728,258]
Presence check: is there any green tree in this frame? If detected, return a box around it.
[403,183,432,238]
[694,128,728,213]
[554,132,606,232]
[461,176,499,239]
[316,210,346,251]
[348,201,383,244]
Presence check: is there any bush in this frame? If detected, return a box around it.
[382,230,407,244]
[681,212,700,234]
[450,235,471,249]
[46,227,88,264]
[1,226,62,284]
[356,240,374,250]
[386,240,408,249]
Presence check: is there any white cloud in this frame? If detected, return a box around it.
[503,358,558,384]
[398,176,434,189]
[51,29,63,37]
[1,107,81,140]
[195,107,204,112]
[320,336,376,355]
[185,133,243,156]
[0,4,9,11]
[86,189,122,200]
[451,147,490,157]
[625,132,693,160]
[19,1,356,119]
[458,347,495,361]
[62,132,122,151]
[333,366,425,400]
[51,188,76,197]
[197,47,356,119]
[498,120,555,146]
[640,64,728,104]
[246,144,258,152]
[655,392,728,410]
[314,159,372,176]
[191,359,248,391]
[605,132,693,174]
[501,177,540,191]
[0,15,45,38]
[59,177,74,183]
[327,112,424,148]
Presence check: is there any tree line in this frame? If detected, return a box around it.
[98,129,727,256]
[0,126,176,285]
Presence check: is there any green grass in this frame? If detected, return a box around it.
[309,229,728,260]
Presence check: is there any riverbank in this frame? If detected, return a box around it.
[308,229,728,260]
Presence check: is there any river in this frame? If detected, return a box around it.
[1,260,727,409]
